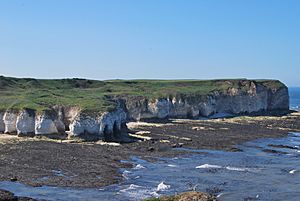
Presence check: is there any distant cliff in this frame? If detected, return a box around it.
[0,76,289,140]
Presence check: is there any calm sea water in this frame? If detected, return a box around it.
[0,87,299,201]
[290,87,300,111]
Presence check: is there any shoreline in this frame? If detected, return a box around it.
[0,112,299,189]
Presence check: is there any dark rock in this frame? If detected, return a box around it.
[10,177,17,182]
[0,189,17,201]
[178,143,184,147]
[0,189,39,201]
[268,144,299,150]
[147,147,155,152]
[262,149,288,154]
[172,143,184,148]
[229,147,243,152]
[17,197,37,201]
[144,191,217,201]
[206,186,223,195]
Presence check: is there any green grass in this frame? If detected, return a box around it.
[0,76,285,113]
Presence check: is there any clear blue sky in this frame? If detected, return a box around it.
[0,0,299,86]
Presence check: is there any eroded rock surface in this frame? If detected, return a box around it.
[3,111,18,134]
[124,81,289,120]
[16,109,35,136]
[35,113,59,135]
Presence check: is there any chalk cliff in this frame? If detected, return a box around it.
[0,79,289,140]
[123,81,289,120]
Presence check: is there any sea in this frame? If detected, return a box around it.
[290,87,300,111]
[0,87,300,201]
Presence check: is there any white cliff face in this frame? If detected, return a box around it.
[99,107,127,139]
[0,112,5,133]
[124,81,289,120]
[35,113,58,135]
[148,99,171,119]
[69,115,100,136]
[69,107,127,140]
[16,110,35,135]
[3,111,18,134]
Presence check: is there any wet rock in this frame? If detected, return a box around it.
[178,143,184,147]
[206,186,223,196]
[0,189,39,201]
[228,147,243,152]
[10,177,18,182]
[0,189,16,201]
[268,144,299,150]
[147,147,155,152]
[144,191,217,201]
[17,197,38,201]
[172,143,184,148]
[244,196,259,201]
[262,149,288,154]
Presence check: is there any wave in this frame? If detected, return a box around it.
[133,164,146,170]
[196,164,222,169]
[122,170,131,179]
[196,164,260,172]
[156,182,170,192]
[289,169,298,174]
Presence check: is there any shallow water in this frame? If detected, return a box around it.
[1,133,300,201]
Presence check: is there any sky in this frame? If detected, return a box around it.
[0,0,299,86]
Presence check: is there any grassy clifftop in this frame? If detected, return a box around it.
[0,76,286,112]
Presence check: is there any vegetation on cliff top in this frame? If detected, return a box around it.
[0,76,286,112]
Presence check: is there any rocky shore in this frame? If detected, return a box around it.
[0,189,38,201]
[143,191,217,201]
[0,112,299,189]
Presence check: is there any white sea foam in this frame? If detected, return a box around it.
[133,164,146,170]
[196,164,259,172]
[216,193,224,198]
[120,184,143,193]
[156,182,170,191]
[196,164,222,169]
[150,191,160,197]
[119,184,155,200]
[226,166,259,172]
[122,170,131,179]
[167,164,177,167]
[225,166,248,172]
